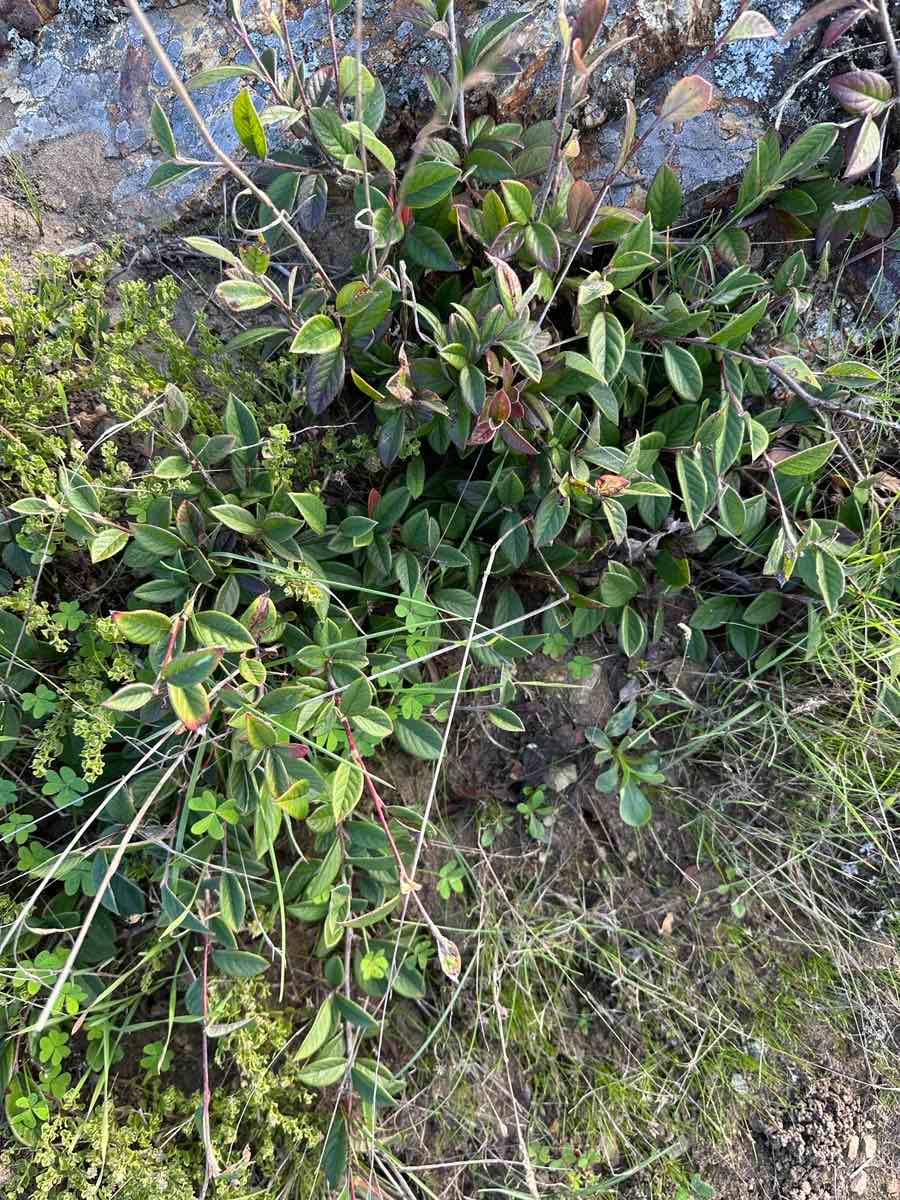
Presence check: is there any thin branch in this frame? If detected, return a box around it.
[34,743,190,1031]
[198,934,221,1200]
[875,0,900,135]
[446,0,469,151]
[682,336,900,434]
[354,0,378,279]
[123,0,336,292]
[324,0,344,108]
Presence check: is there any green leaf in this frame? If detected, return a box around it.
[523,222,560,271]
[714,228,751,266]
[499,338,542,383]
[690,595,742,630]
[401,161,461,208]
[331,760,364,823]
[342,120,395,170]
[404,225,456,271]
[310,106,354,158]
[103,682,155,712]
[619,778,651,826]
[601,563,640,606]
[297,1056,347,1088]
[714,397,744,474]
[814,548,845,613]
[533,492,570,548]
[500,179,533,223]
[646,163,683,228]
[487,707,525,732]
[183,235,242,267]
[306,838,343,898]
[191,611,256,652]
[167,683,210,731]
[619,605,646,657]
[232,87,268,158]
[588,311,626,383]
[297,996,335,1060]
[719,486,746,535]
[322,1113,348,1187]
[394,717,444,761]
[163,648,223,687]
[773,440,837,477]
[212,949,269,978]
[216,280,273,312]
[727,621,760,659]
[154,455,192,480]
[663,345,704,401]
[602,497,628,544]
[290,315,341,355]
[112,609,172,645]
[90,529,129,564]
[150,100,177,156]
[187,64,262,90]
[210,503,259,535]
[466,147,514,183]
[289,491,328,533]
[822,360,881,382]
[747,417,769,460]
[676,451,709,530]
[708,296,769,347]
[655,549,690,589]
[334,993,380,1031]
[743,591,783,625]
[771,123,838,185]
[130,523,185,556]
[351,1060,403,1106]
[148,162,199,189]
[220,874,246,932]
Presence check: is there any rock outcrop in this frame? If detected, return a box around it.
[0,0,794,243]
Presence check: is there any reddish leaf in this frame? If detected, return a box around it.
[468,421,497,446]
[782,0,858,40]
[567,179,595,231]
[829,71,892,116]
[593,473,629,496]
[822,6,866,46]
[658,75,714,126]
[487,223,526,260]
[499,425,539,455]
[571,0,609,54]
[490,389,512,422]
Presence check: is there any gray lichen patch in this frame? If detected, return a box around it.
[713,0,804,104]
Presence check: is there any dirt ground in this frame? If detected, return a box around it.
[377,644,900,1200]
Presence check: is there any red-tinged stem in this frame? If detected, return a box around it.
[160,615,183,673]
[334,704,409,877]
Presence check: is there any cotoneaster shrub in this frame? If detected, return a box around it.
[1,0,898,1194]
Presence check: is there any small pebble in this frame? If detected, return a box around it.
[850,1171,869,1196]
[848,1134,860,1161]
[862,1134,876,1160]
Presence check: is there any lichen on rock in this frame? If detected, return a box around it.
[713,0,804,104]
